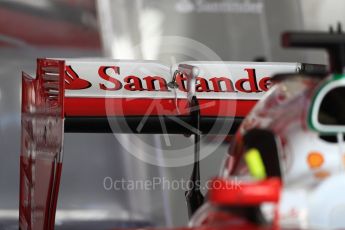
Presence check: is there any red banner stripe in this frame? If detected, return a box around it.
[64,98,257,117]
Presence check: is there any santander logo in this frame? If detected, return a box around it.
[65,65,272,93]
[64,66,92,90]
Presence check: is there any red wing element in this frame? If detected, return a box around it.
[20,59,65,230]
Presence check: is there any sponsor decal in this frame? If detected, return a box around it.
[65,65,271,93]
[175,0,263,14]
[64,66,92,90]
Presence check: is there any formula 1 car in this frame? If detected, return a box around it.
[19,31,331,229]
[20,58,311,229]
[189,28,345,229]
